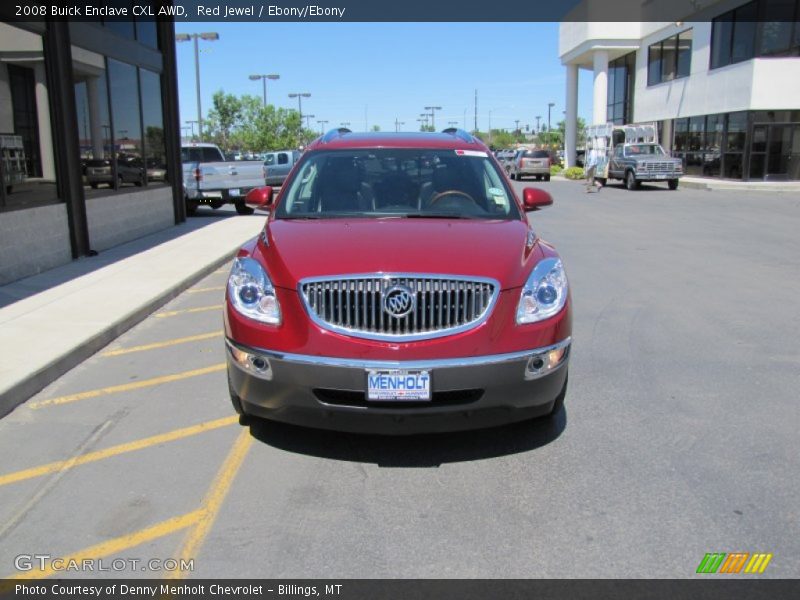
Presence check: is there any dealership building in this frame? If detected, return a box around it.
[0,9,183,284]
[560,0,800,180]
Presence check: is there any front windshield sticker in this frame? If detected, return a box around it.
[455,150,488,157]
[488,187,505,198]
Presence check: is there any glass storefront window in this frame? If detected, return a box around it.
[139,68,166,185]
[107,58,143,189]
[0,23,58,210]
[689,117,704,151]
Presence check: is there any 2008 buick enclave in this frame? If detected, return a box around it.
[225,128,572,434]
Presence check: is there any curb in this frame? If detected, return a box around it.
[0,250,237,419]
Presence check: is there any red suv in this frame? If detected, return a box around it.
[225,129,572,434]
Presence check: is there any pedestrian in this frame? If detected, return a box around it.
[584,147,603,193]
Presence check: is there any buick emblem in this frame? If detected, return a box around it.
[383,285,415,318]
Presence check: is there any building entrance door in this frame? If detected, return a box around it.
[750,123,800,181]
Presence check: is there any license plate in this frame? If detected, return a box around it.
[367,370,431,401]
[229,188,240,197]
[652,174,669,179]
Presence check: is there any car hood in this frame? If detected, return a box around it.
[259,218,540,291]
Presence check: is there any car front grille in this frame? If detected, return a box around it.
[641,161,679,174]
[313,388,484,408]
[299,274,499,341]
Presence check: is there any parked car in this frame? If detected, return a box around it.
[146,158,167,182]
[607,142,683,190]
[495,149,517,173]
[225,129,572,434]
[181,143,266,215]
[510,149,551,181]
[85,154,144,189]
[262,150,301,186]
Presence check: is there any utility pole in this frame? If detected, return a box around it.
[424,106,442,130]
[547,102,555,149]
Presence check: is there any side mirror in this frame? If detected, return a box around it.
[245,186,274,210]
[522,187,553,211]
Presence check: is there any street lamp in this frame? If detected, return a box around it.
[448,121,458,127]
[288,92,311,120]
[175,32,219,138]
[547,102,555,148]
[317,119,328,134]
[395,118,405,132]
[185,120,198,138]
[535,115,542,133]
[340,121,351,128]
[424,106,442,129]
[248,73,279,107]
[303,114,315,129]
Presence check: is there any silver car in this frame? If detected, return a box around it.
[263,150,301,186]
[510,149,551,181]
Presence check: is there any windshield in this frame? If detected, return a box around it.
[181,146,224,163]
[522,150,549,158]
[624,144,666,157]
[275,149,521,220]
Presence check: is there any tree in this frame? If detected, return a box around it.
[556,117,587,147]
[371,124,381,132]
[205,91,242,148]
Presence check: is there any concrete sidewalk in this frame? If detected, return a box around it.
[0,214,265,417]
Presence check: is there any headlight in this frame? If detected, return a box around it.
[516,258,568,324]
[227,257,281,325]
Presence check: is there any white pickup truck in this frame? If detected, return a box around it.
[181,143,265,215]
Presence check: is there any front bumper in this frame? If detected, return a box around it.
[226,337,570,434]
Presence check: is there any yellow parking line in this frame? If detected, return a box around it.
[2,510,204,581]
[154,305,223,319]
[29,363,226,409]
[166,429,253,579]
[0,416,238,487]
[186,286,226,294]
[102,332,223,357]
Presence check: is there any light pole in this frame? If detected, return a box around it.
[317,120,328,134]
[185,120,198,139]
[395,118,405,132]
[303,114,315,129]
[424,106,442,129]
[288,92,311,121]
[340,121,351,128]
[248,73,279,107]
[175,32,219,139]
[417,118,427,131]
[535,115,542,133]
[547,102,555,148]
[514,119,520,133]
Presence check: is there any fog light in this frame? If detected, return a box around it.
[524,341,570,380]
[250,356,270,373]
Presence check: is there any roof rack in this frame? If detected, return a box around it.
[321,127,352,143]
[441,127,475,143]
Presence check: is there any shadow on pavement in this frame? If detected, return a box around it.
[248,408,566,467]
[0,209,251,308]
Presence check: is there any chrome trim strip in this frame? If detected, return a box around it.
[226,336,571,371]
[297,273,502,342]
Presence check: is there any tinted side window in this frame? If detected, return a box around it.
[278,153,289,165]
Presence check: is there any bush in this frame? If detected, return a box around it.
[563,167,585,180]
[550,164,563,175]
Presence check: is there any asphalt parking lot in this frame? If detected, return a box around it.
[0,177,798,579]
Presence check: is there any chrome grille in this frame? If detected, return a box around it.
[299,275,499,341]
[641,161,679,175]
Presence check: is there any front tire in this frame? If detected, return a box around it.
[597,178,607,187]
[668,179,679,190]
[544,175,551,182]
[625,170,639,191]
[234,200,255,215]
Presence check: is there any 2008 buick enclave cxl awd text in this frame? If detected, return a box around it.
[224,128,572,434]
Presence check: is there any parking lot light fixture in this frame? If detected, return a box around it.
[176,32,219,138]
[249,74,280,107]
[288,92,311,120]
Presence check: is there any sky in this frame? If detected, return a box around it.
[174,22,594,136]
